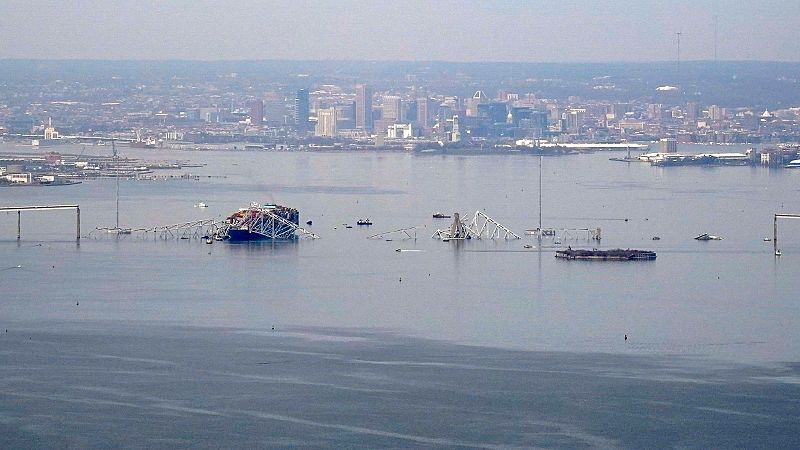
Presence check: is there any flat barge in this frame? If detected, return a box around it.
[555,248,656,261]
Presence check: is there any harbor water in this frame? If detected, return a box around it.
[1,143,800,448]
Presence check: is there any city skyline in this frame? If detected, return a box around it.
[1,1,799,62]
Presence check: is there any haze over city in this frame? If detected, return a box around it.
[2,0,799,62]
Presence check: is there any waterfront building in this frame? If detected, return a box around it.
[315,108,338,137]
[659,138,678,153]
[387,123,413,139]
[355,84,373,132]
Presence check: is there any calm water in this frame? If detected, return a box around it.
[2,143,800,448]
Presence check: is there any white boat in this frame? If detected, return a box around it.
[695,233,723,241]
[785,159,800,169]
[195,202,208,208]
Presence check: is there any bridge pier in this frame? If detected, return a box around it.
[1,205,81,241]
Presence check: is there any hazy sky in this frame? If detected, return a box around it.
[1,0,798,62]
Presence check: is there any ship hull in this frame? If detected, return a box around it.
[226,228,296,242]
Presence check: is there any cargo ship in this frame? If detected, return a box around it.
[555,248,656,261]
[219,202,300,241]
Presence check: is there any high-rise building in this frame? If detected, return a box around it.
[355,84,373,132]
[382,95,402,122]
[315,108,338,137]
[249,100,264,125]
[685,102,699,123]
[416,98,432,128]
[708,105,723,121]
[295,89,309,130]
[565,108,586,133]
[466,90,488,117]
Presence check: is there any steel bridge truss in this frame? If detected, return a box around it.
[367,226,418,241]
[433,211,521,240]
[526,227,602,241]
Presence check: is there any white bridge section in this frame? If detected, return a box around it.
[433,211,521,240]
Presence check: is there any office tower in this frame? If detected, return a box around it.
[708,105,723,121]
[315,108,338,137]
[466,90,488,117]
[416,98,431,128]
[355,84,373,131]
[565,108,586,133]
[249,99,264,125]
[382,95,402,122]
[685,102,699,123]
[295,89,309,130]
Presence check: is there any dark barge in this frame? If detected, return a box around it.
[555,248,656,261]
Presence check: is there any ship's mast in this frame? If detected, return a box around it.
[112,139,119,229]
[538,154,543,234]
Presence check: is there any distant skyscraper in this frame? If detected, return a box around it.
[382,95,402,122]
[315,108,338,137]
[249,99,264,125]
[295,89,309,130]
[355,84,373,132]
[685,102,699,123]
[565,108,585,133]
[416,98,431,128]
[466,90,488,117]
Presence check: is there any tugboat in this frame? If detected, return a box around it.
[432,212,451,219]
[356,219,373,226]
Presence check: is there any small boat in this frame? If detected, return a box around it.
[395,248,402,252]
[523,244,533,249]
[345,225,353,229]
[776,250,782,256]
[432,212,452,219]
[194,202,208,208]
[695,233,723,241]
[205,238,213,244]
[554,240,562,245]
[356,219,372,226]
[652,236,661,240]
[764,237,772,242]
[306,220,312,226]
